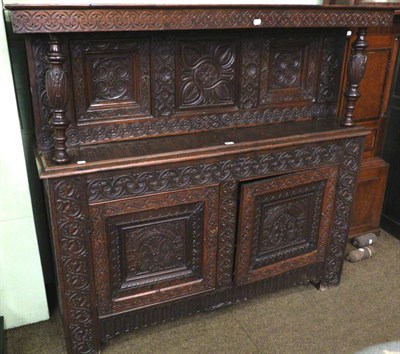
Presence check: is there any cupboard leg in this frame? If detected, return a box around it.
[48,177,100,353]
[322,138,364,287]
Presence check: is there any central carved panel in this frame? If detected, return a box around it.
[176,38,238,110]
[258,195,311,255]
[89,56,133,102]
[123,219,186,277]
[270,49,303,89]
[107,203,203,294]
[252,188,320,269]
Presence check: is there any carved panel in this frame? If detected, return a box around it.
[87,142,342,203]
[71,38,150,122]
[105,203,204,299]
[260,34,320,104]
[236,166,338,286]
[252,182,323,267]
[90,186,219,315]
[89,55,133,102]
[10,8,393,34]
[176,38,238,111]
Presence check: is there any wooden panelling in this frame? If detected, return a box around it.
[381,58,400,238]
[349,158,389,237]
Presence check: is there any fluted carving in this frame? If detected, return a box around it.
[342,28,368,127]
[46,35,70,163]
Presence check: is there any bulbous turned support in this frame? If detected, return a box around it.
[342,28,368,127]
[46,34,70,163]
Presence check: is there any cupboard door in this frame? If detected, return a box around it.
[236,166,337,286]
[90,185,219,315]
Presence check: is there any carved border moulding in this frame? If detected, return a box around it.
[87,141,343,203]
[318,34,346,103]
[10,9,393,34]
[151,36,176,117]
[240,36,261,109]
[48,177,99,354]
[322,137,364,288]
[46,35,70,163]
[342,28,368,127]
[28,37,53,151]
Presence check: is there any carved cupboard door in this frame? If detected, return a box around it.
[89,185,219,315]
[235,166,338,286]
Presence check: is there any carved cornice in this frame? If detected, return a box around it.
[9,8,393,34]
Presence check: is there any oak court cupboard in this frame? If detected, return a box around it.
[6,3,398,353]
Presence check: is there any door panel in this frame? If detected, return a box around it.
[90,185,219,315]
[235,166,337,286]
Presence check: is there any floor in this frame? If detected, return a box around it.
[5,231,400,354]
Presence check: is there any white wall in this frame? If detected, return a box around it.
[0,5,49,329]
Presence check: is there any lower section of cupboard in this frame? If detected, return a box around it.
[43,135,365,354]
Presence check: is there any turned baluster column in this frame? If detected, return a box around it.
[46,34,70,163]
[342,28,368,127]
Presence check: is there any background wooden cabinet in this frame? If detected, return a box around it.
[339,28,398,238]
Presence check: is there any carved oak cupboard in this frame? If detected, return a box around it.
[6,4,397,353]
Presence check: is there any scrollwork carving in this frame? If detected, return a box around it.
[10,8,393,34]
[87,142,342,203]
[51,177,98,354]
[323,137,364,286]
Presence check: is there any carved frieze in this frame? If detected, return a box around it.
[87,141,342,203]
[10,8,393,34]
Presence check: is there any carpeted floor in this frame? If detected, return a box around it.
[5,231,400,354]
